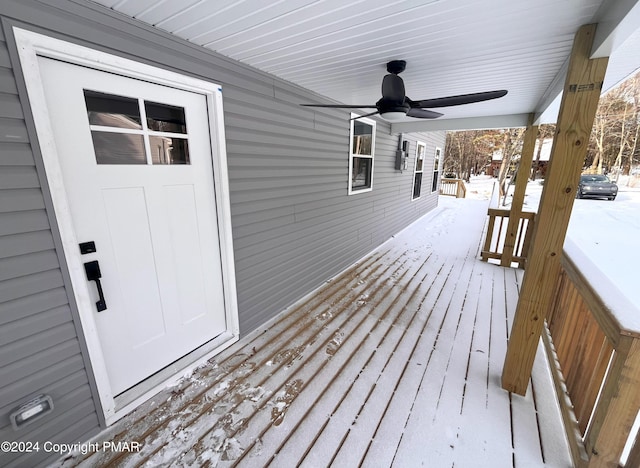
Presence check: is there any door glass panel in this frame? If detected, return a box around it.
[91,131,146,164]
[145,101,187,133]
[84,90,142,129]
[149,136,190,165]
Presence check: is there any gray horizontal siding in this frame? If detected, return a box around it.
[1,142,35,165]
[0,250,60,281]
[233,129,444,330]
[0,230,55,259]
[0,189,46,213]
[0,116,28,142]
[0,166,40,189]
[0,16,100,468]
[0,0,446,465]
[0,92,22,118]
[0,210,51,236]
[0,288,70,325]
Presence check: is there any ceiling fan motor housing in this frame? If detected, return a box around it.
[376,97,410,114]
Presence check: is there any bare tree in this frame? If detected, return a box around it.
[445,129,522,189]
[587,71,640,175]
[532,124,555,180]
[443,71,640,187]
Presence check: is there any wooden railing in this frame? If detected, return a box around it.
[439,178,466,198]
[480,208,536,268]
[542,243,640,467]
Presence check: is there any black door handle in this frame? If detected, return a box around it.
[84,260,107,312]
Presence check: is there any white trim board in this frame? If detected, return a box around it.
[13,27,240,425]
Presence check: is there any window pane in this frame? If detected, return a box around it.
[352,121,373,155]
[84,90,142,129]
[416,145,425,172]
[413,173,423,199]
[149,136,190,165]
[432,170,440,192]
[145,101,187,133]
[352,157,372,190]
[91,131,146,164]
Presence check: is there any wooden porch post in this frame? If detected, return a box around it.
[500,114,537,267]
[501,24,609,395]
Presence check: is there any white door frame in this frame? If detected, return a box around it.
[14,27,240,424]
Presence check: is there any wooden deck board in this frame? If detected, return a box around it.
[455,265,513,466]
[55,199,571,468]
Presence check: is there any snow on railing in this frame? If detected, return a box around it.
[542,240,640,467]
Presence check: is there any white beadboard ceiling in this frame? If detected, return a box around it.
[88,0,640,132]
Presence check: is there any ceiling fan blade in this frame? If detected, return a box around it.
[351,111,380,120]
[381,74,405,101]
[412,90,508,108]
[406,108,443,119]
[301,104,377,108]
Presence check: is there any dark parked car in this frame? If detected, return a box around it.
[577,174,618,200]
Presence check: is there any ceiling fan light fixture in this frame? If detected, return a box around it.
[380,111,407,122]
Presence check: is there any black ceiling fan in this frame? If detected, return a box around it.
[301,60,507,121]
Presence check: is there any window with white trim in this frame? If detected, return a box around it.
[432,147,442,193]
[349,115,376,194]
[412,141,426,200]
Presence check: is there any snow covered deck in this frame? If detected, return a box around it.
[57,197,571,467]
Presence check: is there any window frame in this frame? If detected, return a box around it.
[348,114,376,195]
[412,141,426,200]
[432,146,442,193]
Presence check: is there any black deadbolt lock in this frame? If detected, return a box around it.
[79,241,97,255]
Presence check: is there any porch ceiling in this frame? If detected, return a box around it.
[88,0,640,132]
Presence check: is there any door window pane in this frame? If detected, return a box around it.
[149,136,190,165]
[85,90,191,166]
[91,132,146,164]
[145,101,187,133]
[84,90,142,129]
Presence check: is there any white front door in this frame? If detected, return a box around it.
[38,57,228,395]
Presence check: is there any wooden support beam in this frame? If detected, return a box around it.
[500,114,537,267]
[501,24,609,395]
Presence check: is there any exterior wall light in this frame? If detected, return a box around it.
[10,394,54,430]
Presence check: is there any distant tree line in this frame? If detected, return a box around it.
[444,70,640,181]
